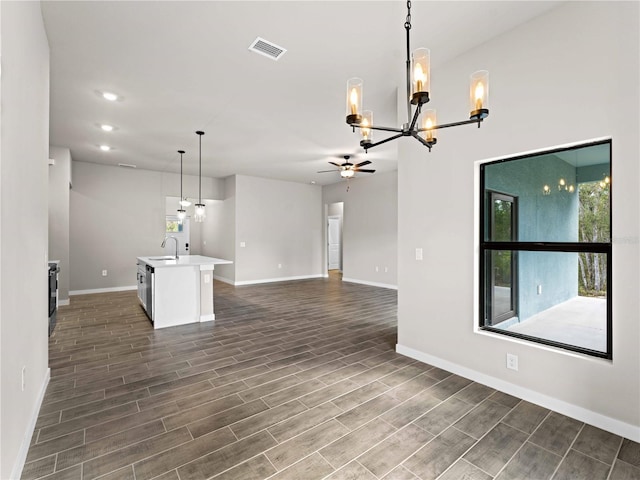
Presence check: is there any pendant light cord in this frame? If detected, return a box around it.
[196,131,205,204]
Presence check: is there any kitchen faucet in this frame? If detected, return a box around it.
[161,236,179,259]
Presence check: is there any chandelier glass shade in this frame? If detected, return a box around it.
[194,131,206,223]
[346,1,490,152]
[177,149,187,223]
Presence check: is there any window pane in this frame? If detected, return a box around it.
[483,250,608,354]
[484,142,610,243]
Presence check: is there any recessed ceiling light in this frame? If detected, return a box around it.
[102,92,118,101]
[100,124,114,131]
[310,181,316,184]
[99,145,111,151]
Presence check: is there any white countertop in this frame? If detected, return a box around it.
[137,255,233,269]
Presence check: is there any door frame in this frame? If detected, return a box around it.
[486,191,518,325]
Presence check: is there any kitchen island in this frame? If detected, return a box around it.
[136,255,232,329]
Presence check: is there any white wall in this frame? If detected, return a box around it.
[69,161,224,292]
[201,176,236,283]
[233,175,323,284]
[0,2,50,477]
[397,1,639,439]
[324,171,398,288]
[48,146,71,302]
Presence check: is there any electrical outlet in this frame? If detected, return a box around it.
[537,284,542,295]
[506,353,519,371]
[375,266,379,272]
[240,242,246,248]
[21,366,26,391]
[278,263,282,269]
[384,266,388,273]
[415,248,423,261]
[102,270,108,277]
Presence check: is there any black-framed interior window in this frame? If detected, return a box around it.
[479,140,612,359]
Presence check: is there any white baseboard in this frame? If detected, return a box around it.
[342,277,398,290]
[234,274,325,286]
[11,367,50,479]
[213,275,235,285]
[69,285,137,296]
[396,344,640,442]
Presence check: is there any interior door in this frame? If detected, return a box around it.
[327,216,341,270]
[165,216,191,256]
[487,192,518,325]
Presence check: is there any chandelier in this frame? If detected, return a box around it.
[346,1,490,152]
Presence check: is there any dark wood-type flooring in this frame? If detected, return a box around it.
[22,275,640,480]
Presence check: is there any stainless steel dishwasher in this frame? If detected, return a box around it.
[144,264,154,322]
[136,262,154,323]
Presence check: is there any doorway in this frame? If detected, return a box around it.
[487,192,518,325]
[327,202,344,272]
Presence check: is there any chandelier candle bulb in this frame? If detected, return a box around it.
[411,48,430,105]
[346,78,363,125]
[423,109,437,142]
[360,110,373,147]
[469,70,490,120]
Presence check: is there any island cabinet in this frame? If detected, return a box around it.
[136,255,232,329]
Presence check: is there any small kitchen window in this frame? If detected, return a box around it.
[166,220,183,233]
[479,140,612,358]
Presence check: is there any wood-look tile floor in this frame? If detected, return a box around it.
[23,276,640,480]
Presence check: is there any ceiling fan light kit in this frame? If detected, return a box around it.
[318,155,376,179]
[346,1,490,153]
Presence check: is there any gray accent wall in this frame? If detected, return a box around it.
[48,146,71,302]
[323,171,398,288]
[397,1,639,436]
[1,2,50,477]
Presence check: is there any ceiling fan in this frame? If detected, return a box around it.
[317,155,376,178]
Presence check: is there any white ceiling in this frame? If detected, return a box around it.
[41,1,563,185]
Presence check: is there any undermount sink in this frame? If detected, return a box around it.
[149,256,177,261]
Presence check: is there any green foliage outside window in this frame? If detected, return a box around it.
[578,182,609,297]
[166,220,182,233]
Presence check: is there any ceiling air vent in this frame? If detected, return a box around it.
[248,37,287,61]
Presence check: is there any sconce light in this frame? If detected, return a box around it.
[543,185,551,196]
[558,178,575,193]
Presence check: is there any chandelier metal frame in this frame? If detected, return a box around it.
[346,1,490,152]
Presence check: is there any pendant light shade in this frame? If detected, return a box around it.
[177,150,187,223]
[194,131,206,223]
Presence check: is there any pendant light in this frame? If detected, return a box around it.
[194,131,206,222]
[177,150,187,223]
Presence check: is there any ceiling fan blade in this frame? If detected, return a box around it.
[317,170,337,173]
[355,160,371,167]
[356,169,376,173]
[328,161,341,167]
